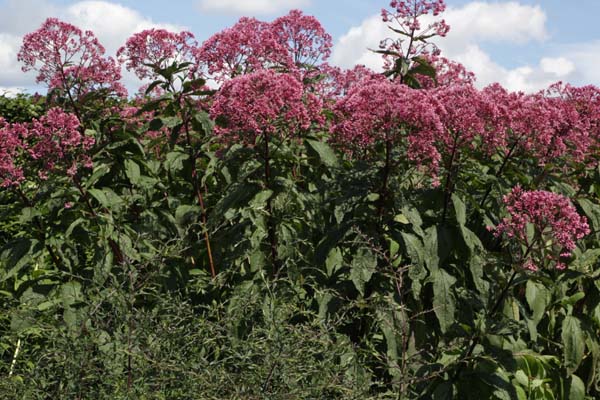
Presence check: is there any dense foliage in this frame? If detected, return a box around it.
[2,1,600,398]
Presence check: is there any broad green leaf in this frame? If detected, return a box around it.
[175,205,200,228]
[165,151,189,174]
[526,281,550,323]
[350,248,377,296]
[568,374,586,400]
[393,214,410,224]
[402,232,427,297]
[562,315,585,374]
[306,139,339,168]
[432,269,456,333]
[0,239,39,282]
[84,163,111,189]
[124,159,141,185]
[325,247,343,276]
[424,226,439,272]
[61,281,82,308]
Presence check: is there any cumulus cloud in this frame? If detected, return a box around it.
[561,41,600,86]
[0,0,184,93]
[197,0,309,15]
[330,1,578,92]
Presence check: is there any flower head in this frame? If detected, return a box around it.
[494,187,590,271]
[210,70,321,143]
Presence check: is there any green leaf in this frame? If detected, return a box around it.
[568,374,586,400]
[562,315,585,374]
[424,226,439,272]
[402,232,427,297]
[124,159,141,186]
[84,163,111,189]
[165,151,189,174]
[432,269,456,333]
[350,248,377,296]
[525,281,550,340]
[161,116,182,129]
[175,205,200,228]
[393,214,410,224]
[0,239,38,282]
[306,139,339,168]
[325,247,343,276]
[60,281,82,308]
[88,188,109,208]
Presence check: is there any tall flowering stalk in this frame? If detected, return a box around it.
[210,70,320,273]
[270,10,332,71]
[379,0,450,82]
[117,28,198,81]
[18,18,126,118]
[493,187,590,272]
[333,78,443,217]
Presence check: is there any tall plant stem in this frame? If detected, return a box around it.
[479,138,521,209]
[377,138,393,220]
[441,132,460,224]
[263,133,280,276]
[182,116,216,278]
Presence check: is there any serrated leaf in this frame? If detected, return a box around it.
[306,139,339,168]
[124,159,141,185]
[568,374,586,400]
[432,269,456,333]
[84,163,111,189]
[326,247,343,276]
[562,315,585,374]
[350,248,377,296]
[393,214,410,224]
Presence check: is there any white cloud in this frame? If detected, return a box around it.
[330,2,574,93]
[561,41,600,85]
[197,0,309,15]
[0,0,184,94]
[0,86,26,97]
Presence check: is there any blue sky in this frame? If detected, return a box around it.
[1,0,599,94]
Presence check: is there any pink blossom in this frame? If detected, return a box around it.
[494,186,590,271]
[418,55,476,89]
[332,78,443,174]
[18,18,126,99]
[0,117,25,187]
[117,28,198,80]
[195,17,291,82]
[312,64,384,101]
[210,70,321,143]
[0,108,93,187]
[481,83,592,166]
[379,0,450,71]
[270,10,332,69]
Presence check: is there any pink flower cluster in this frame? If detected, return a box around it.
[0,108,93,187]
[195,10,332,82]
[419,55,476,89]
[493,187,590,271]
[210,70,322,143]
[117,28,198,80]
[332,78,443,170]
[18,18,126,98]
[270,9,333,68]
[0,117,25,187]
[479,84,592,165]
[195,17,289,82]
[380,0,450,68]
